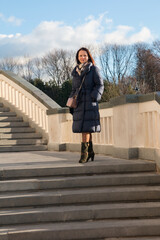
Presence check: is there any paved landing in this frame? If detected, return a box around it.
[0,150,151,169]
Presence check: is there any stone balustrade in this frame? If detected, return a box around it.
[0,70,60,139]
[47,93,160,169]
[0,70,160,168]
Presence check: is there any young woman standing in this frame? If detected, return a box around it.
[69,47,104,163]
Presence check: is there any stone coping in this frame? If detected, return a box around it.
[47,92,160,115]
[99,92,160,109]
[0,70,61,110]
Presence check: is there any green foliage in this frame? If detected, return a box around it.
[44,82,61,105]
[30,78,72,107]
[124,84,136,94]
[31,78,45,91]
[101,81,120,102]
[61,80,72,106]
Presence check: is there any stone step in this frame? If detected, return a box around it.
[0,107,10,112]
[0,112,17,116]
[0,116,23,122]
[0,151,158,239]
[0,104,47,153]
[0,161,156,180]
[0,138,46,146]
[0,185,160,208]
[0,122,29,127]
[1,202,160,225]
[0,132,42,139]
[0,145,47,152]
[1,218,160,240]
[0,172,160,192]
[0,127,35,133]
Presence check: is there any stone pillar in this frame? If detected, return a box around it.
[112,103,141,159]
[47,108,69,151]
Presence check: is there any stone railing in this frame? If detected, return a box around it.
[47,93,160,169]
[0,70,160,168]
[0,70,60,140]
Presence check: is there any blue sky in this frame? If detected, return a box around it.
[0,0,159,58]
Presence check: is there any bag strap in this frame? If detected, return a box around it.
[77,74,86,95]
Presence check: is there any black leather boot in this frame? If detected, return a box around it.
[87,141,95,162]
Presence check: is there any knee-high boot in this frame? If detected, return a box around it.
[87,141,95,162]
[79,142,89,163]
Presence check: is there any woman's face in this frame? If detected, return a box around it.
[78,50,89,64]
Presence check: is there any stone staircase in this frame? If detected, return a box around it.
[0,152,160,239]
[0,102,47,151]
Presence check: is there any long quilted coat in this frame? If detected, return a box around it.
[70,63,104,133]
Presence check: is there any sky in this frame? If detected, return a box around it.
[0,0,160,59]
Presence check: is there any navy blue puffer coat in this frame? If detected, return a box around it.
[70,63,104,133]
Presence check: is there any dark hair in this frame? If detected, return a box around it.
[76,47,95,65]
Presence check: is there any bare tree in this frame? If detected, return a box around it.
[99,44,135,94]
[153,40,160,55]
[32,57,44,80]
[42,49,74,86]
[0,57,21,74]
[134,43,160,92]
[19,56,34,81]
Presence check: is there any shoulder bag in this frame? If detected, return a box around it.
[66,75,86,109]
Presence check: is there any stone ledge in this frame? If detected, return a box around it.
[0,70,61,110]
[47,92,160,115]
[112,147,139,159]
[47,107,69,115]
[48,143,140,160]
[99,92,160,109]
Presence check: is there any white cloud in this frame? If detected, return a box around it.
[104,25,134,44]
[0,13,5,22]
[0,14,155,58]
[0,12,23,26]
[7,16,23,26]
[104,25,153,45]
[129,27,154,43]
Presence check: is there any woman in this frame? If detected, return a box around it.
[69,47,104,163]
